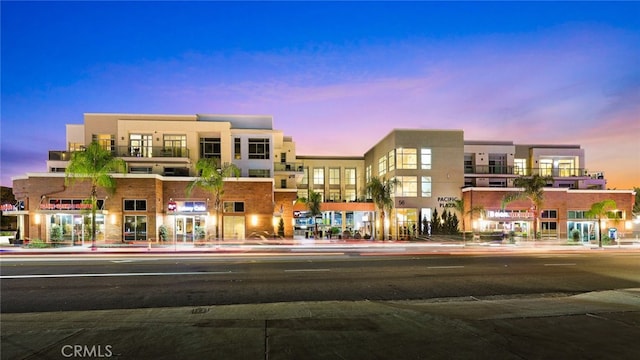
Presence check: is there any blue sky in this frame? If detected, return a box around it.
[2,1,639,189]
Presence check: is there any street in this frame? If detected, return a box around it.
[2,251,639,313]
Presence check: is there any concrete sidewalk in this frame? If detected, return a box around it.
[2,237,640,255]
[2,289,639,359]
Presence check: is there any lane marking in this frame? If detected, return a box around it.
[427,266,465,269]
[284,269,331,272]
[544,263,576,266]
[0,271,234,279]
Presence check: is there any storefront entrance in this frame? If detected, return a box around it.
[175,215,206,242]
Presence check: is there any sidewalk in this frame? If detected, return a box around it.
[2,237,639,255]
[2,289,639,359]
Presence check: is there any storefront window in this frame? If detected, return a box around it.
[124,215,147,241]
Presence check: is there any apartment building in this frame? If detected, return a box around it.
[5,113,635,244]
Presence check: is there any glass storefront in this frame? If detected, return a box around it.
[47,213,105,245]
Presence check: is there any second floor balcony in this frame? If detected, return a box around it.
[274,162,304,172]
[49,147,191,161]
[116,146,190,159]
[464,165,596,178]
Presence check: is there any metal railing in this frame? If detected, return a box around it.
[49,147,190,160]
[464,166,595,178]
[274,162,305,172]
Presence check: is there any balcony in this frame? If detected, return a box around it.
[49,147,190,160]
[48,150,73,161]
[115,146,189,159]
[274,162,304,172]
[464,166,592,178]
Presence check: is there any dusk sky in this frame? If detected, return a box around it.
[1,1,639,189]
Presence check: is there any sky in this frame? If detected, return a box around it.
[1,1,639,190]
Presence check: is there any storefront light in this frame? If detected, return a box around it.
[34,214,41,225]
[251,215,258,226]
[625,221,632,230]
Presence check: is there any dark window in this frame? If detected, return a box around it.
[200,138,221,160]
[124,200,147,211]
[248,138,270,159]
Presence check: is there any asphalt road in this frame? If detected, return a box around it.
[2,252,639,313]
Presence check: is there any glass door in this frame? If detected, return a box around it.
[176,216,194,242]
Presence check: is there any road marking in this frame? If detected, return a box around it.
[427,266,465,269]
[284,268,331,272]
[0,271,234,279]
[544,263,576,266]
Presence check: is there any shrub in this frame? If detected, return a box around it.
[27,238,49,248]
[50,224,63,242]
[158,225,168,241]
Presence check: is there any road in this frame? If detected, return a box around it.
[2,251,639,313]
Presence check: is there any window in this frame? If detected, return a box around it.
[124,199,147,211]
[388,150,395,171]
[248,138,270,159]
[378,156,387,176]
[234,138,242,160]
[164,167,189,176]
[568,210,587,219]
[129,134,152,157]
[345,168,356,186]
[329,168,340,185]
[165,135,186,157]
[313,168,324,185]
[129,167,152,174]
[489,154,507,174]
[124,215,147,241]
[464,154,473,173]
[541,210,557,219]
[300,167,308,185]
[248,169,270,178]
[421,148,432,170]
[397,148,417,169]
[329,189,341,201]
[223,201,245,213]
[539,159,553,176]
[421,176,432,197]
[395,176,417,197]
[91,134,115,152]
[200,137,221,159]
[345,189,356,201]
[365,165,372,183]
[280,179,287,188]
[514,159,527,176]
[297,189,308,200]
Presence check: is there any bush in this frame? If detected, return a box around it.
[27,238,50,248]
[158,225,168,241]
[50,224,63,242]
[570,229,581,242]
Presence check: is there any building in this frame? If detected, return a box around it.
[5,113,635,245]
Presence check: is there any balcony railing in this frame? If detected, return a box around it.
[49,147,190,160]
[464,166,595,178]
[274,162,304,172]
[115,146,189,158]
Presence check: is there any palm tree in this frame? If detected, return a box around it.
[305,189,323,238]
[450,198,485,243]
[186,158,240,240]
[365,176,399,241]
[65,141,126,249]
[501,174,552,240]
[585,199,618,248]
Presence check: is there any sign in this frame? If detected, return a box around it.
[40,203,93,210]
[437,196,458,208]
[486,210,534,219]
[169,200,207,213]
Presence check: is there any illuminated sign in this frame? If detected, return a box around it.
[169,201,207,213]
[40,203,93,210]
[487,210,534,219]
